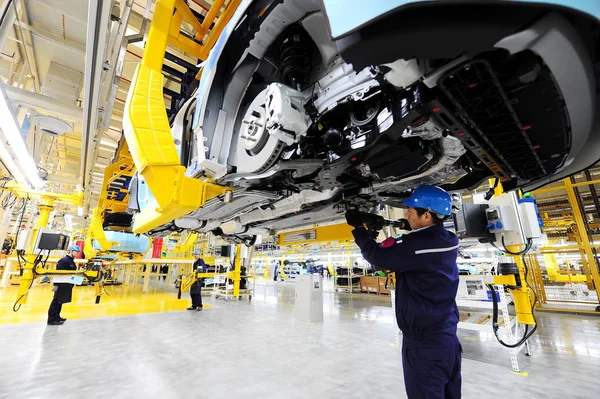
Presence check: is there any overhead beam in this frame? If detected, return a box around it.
[14,21,86,57]
[80,0,111,188]
[28,0,87,25]
[0,1,17,52]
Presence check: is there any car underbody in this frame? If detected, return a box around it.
[127,0,600,243]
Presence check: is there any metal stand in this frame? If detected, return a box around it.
[497,285,529,372]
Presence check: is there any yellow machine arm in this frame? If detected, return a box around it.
[122,0,238,234]
[85,139,136,258]
[84,207,119,259]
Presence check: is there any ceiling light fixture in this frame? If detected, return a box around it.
[0,82,44,188]
[0,138,26,184]
[64,214,74,231]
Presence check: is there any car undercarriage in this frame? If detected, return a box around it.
[126,0,600,243]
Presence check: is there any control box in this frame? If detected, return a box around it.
[453,203,489,239]
[485,205,516,234]
[517,199,542,239]
[37,232,70,251]
[220,245,231,257]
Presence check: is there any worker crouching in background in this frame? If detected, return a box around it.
[47,245,81,326]
[189,250,207,311]
[346,185,462,399]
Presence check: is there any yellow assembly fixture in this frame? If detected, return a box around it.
[0,184,101,309]
[177,243,245,298]
[122,0,240,234]
[84,140,136,258]
[482,178,536,326]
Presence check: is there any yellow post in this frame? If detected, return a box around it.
[15,197,55,306]
[564,178,600,301]
[573,225,596,290]
[232,244,242,297]
[279,257,288,280]
[263,260,270,279]
[503,247,536,325]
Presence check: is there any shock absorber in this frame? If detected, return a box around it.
[279,25,312,91]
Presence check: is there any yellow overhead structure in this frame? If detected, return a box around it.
[122,0,239,234]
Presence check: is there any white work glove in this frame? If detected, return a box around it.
[52,286,58,292]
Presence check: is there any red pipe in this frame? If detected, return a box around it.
[126,49,142,59]
[191,0,209,12]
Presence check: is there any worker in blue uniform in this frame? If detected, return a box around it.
[346,185,462,399]
[188,250,207,311]
[47,245,81,326]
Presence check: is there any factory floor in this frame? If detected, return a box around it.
[0,279,598,399]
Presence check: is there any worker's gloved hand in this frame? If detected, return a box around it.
[345,209,364,228]
[397,218,412,231]
[367,228,380,239]
[52,286,58,293]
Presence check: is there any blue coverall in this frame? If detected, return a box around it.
[190,258,207,308]
[47,254,77,323]
[352,224,462,399]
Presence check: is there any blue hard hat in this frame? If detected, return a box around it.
[69,245,82,251]
[402,185,452,216]
[193,250,200,255]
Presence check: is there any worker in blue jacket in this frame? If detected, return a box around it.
[47,245,81,325]
[188,250,207,311]
[346,185,462,399]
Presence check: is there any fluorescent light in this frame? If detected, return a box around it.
[0,136,26,183]
[64,214,73,231]
[0,82,44,188]
[77,206,84,216]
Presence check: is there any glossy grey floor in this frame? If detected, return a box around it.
[0,280,599,399]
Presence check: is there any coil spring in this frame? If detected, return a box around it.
[279,26,311,91]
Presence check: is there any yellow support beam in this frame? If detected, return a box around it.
[563,177,600,301]
[278,224,355,246]
[0,183,83,207]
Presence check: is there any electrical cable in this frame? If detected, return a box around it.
[14,197,29,275]
[13,249,44,312]
[486,255,538,348]
[490,236,532,256]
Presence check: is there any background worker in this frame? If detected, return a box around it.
[188,250,207,311]
[47,245,81,326]
[345,185,462,398]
